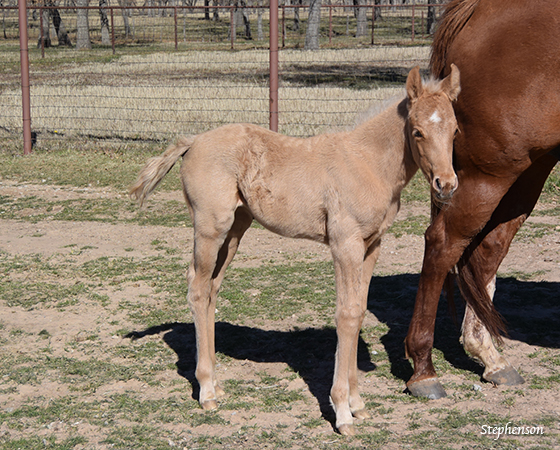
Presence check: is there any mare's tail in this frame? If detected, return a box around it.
[431,201,507,344]
[129,136,194,206]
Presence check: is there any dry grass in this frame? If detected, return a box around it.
[0,46,428,142]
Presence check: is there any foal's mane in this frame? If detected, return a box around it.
[430,0,480,78]
[351,76,444,130]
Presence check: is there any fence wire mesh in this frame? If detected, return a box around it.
[0,2,443,151]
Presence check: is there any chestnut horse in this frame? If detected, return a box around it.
[131,66,461,435]
[405,0,560,399]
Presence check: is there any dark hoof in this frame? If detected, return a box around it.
[407,378,447,399]
[484,366,525,386]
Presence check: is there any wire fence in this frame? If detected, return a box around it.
[0,2,444,152]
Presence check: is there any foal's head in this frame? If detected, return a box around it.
[405,64,460,201]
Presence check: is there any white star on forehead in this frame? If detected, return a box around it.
[429,111,441,124]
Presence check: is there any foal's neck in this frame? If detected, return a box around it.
[353,98,419,192]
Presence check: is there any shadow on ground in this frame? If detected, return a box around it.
[127,273,560,424]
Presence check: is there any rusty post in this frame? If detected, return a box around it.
[18,0,32,155]
[269,0,278,132]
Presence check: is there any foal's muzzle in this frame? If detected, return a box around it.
[432,175,458,201]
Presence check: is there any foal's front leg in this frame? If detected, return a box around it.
[330,236,369,436]
[347,241,380,420]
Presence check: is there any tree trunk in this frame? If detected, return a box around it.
[304,0,320,50]
[37,8,52,48]
[293,0,301,32]
[354,0,367,37]
[76,0,92,49]
[99,0,111,45]
[374,0,382,20]
[240,0,251,39]
[257,0,263,40]
[51,8,72,46]
[427,1,444,35]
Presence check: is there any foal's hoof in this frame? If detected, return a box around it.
[484,366,525,386]
[201,399,218,410]
[407,378,447,399]
[337,423,356,436]
[215,385,226,398]
[352,408,370,420]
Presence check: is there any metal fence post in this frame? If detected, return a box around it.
[269,0,278,132]
[18,0,32,155]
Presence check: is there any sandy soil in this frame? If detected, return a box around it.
[0,183,559,448]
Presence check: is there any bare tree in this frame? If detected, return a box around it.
[118,0,133,38]
[99,0,111,46]
[76,0,92,49]
[304,0,321,50]
[257,0,263,40]
[354,0,367,37]
[37,0,72,48]
[427,0,444,35]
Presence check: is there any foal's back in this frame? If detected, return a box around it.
[180,115,401,243]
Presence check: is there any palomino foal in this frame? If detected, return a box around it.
[130,65,460,435]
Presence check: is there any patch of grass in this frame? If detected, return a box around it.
[0,194,192,227]
[0,147,179,192]
[218,261,336,325]
[388,214,430,237]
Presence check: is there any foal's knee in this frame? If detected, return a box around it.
[335,303,366,329]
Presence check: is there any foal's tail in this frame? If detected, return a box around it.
[129,136,194,206]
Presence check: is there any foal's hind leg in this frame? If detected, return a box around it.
[205,208,253,400]
[188,206,252,410]
[458,155,556,385]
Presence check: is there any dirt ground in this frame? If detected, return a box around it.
[0,183,559,449]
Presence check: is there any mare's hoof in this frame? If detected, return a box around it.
[201,399,218,410]
[337,423,355,436]
[352,408,370,420]
[484,366,525,386]
[407,378,447,399]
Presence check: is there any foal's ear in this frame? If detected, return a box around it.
[441,63,461,102]
[406,66,423,103]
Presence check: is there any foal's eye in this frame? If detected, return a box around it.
[413,129,423,139]
[454,128,460,136]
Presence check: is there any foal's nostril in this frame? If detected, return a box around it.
[434,177,443,192]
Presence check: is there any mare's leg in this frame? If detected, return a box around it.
[459,155,557,384]
[404,174,514,398]
[347,241,381,421]
[406,154,557,398]
[329,232,368,436]
[206,208,253,398]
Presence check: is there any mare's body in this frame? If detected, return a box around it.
[405,0,560,398]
